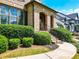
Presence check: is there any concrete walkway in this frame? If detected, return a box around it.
[10,42,77,59]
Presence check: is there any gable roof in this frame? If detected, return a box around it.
[67,13,78,19]
[25,0,57,13]
[25,0,75,20]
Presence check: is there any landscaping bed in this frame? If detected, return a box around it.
[0,45,54,59]
[0,25,74,59]
[0,24,55,59]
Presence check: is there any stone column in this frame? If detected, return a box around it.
[34,12,40,31]
[47,15,50,31]
[53,17,58,28]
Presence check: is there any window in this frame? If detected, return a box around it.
[9,8,17,24]
[0,6,1,14]
[1,15,8,24]
[10,16,17,24]
[0,5,8,24]
[0,4,23,24]
[1,6,6,15]
[17,10,23,25]
[10,8,17,16]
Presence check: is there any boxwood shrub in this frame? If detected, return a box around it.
[0,35,8,54]
[50,27,72,42]
[22,37,33,47]
[9,38,20,49]
[0,24,34,39]
[33,32,52,45]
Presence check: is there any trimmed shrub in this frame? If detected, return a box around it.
[57,23,64,28]
[50,27,72,42]
[0,35,8,54]
[22,37,33,47]
[0,24,34,39]
[33,32,52,45]
[9,38,20,49]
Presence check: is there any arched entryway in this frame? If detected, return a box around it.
[40,12,47,31]
[50,15,54,28]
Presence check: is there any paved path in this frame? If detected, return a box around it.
[10,42,77,59]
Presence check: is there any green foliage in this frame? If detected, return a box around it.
[22,37,33,47]
[75,25,79,32]
[50,27,72,42]
[9,38,20,49]
[57,23,64,28]
[0,24,34,39]
[33,32,52,45]
[0,35,8,54]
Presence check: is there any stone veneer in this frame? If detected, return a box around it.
[25,2,65,31]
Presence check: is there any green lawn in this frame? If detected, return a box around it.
[72,53,79,59]
[0,45,51,59]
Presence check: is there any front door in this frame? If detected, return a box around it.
[40,12,47,31]
[50,16,54,28]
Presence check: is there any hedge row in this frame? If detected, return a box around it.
[0,24,34,39]
[0,35,34,53]
[0,24,52,54]
[0,33,51,53]
[0,34,51,53]
[50,27,72,42]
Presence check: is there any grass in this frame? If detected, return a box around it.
[72,53,79,59]
[0,45,51,59]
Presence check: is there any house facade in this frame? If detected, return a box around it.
[67,13,79,32]
[0,0,65,31]
[57,13,79,32]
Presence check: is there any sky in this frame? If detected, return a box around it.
[42,0,79,14]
